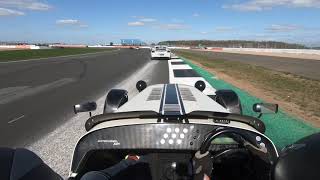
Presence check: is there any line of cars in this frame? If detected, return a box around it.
[129,46,171,60]
[129,45,172,60]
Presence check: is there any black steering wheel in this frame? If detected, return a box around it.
[200,127,260,154]
[201,127,275,166]
[193,127,271,180]
[211,148,249,163]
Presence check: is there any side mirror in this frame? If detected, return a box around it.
[74,102,97,117]
[253,103,278,118]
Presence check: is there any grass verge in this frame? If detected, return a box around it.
[175,50,320,147]
[0,48,114,62]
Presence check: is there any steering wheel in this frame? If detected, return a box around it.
[193,128,268,180]
[200,128,260,154]
[212,148,249,163]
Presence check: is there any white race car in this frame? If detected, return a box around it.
[1,81,319,180]
[151,46,171,60]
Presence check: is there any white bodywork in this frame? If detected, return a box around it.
[89,84,277,155]
[151,46,171,59]
[90,84,261,134]
[91,84,259,133]
[69,84,279,177]
[118,84,227,114]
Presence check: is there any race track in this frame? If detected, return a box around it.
[0,49,169,147]
[195,51,320,80]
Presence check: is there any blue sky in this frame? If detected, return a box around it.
[0,0,320,46]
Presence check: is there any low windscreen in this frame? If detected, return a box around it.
[211,137,237,145]
[156,47,167,51]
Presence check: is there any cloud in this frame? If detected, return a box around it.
[200,31,208,34]
[0,7,24,16]
[131,15,145,19]
[171,18,184,23]
[140,18,157,22]
[56,19,88,28]
[131,16,157,23]
[0,0,51,11]
[214,26,234,32]
[265,24,300,32]
[223,0,320,11]
[79,24,89,28]
[193,13,200,17]
[56,19,79,25]
[128,21,145,26]
[160,23,189,30]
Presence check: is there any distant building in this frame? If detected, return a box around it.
[120,39,146,46]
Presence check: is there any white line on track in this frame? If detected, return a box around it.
[8,115,25,124]
[0,78,76,105]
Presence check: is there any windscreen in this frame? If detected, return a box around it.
[156,47,167,51]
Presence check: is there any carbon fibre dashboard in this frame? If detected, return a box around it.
[71,123,274,173]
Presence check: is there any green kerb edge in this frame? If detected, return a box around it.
[180,57,319,149]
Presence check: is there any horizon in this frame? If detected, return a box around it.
[1,0,320,46]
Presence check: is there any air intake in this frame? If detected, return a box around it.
[147,87,162,101]
[179,88,196,101]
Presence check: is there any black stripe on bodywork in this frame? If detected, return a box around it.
[173,69,201,77]
[162,84,181,116]
[165,84,179,104]
[176,84,186,115]
[159,84,187,117]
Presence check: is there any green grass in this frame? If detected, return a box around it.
[0,48,114,62]
[174,50,320,148]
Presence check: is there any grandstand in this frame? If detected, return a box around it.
[120,39,146,46]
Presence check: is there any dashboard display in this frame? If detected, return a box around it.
[212,137,237,145]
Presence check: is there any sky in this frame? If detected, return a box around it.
[0,0,320,46]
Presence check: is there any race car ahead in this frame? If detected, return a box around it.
[151,46,171,60]
[1,81,319,180]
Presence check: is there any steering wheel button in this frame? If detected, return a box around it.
[256,136,262,142]
[175,128,180,133]
[259,142,266,148]
[166,128,172,133]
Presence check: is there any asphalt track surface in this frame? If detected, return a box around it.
[196,51,320,80]
[0,49,169,147]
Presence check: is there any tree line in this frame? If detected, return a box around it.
[158,40,308,49]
